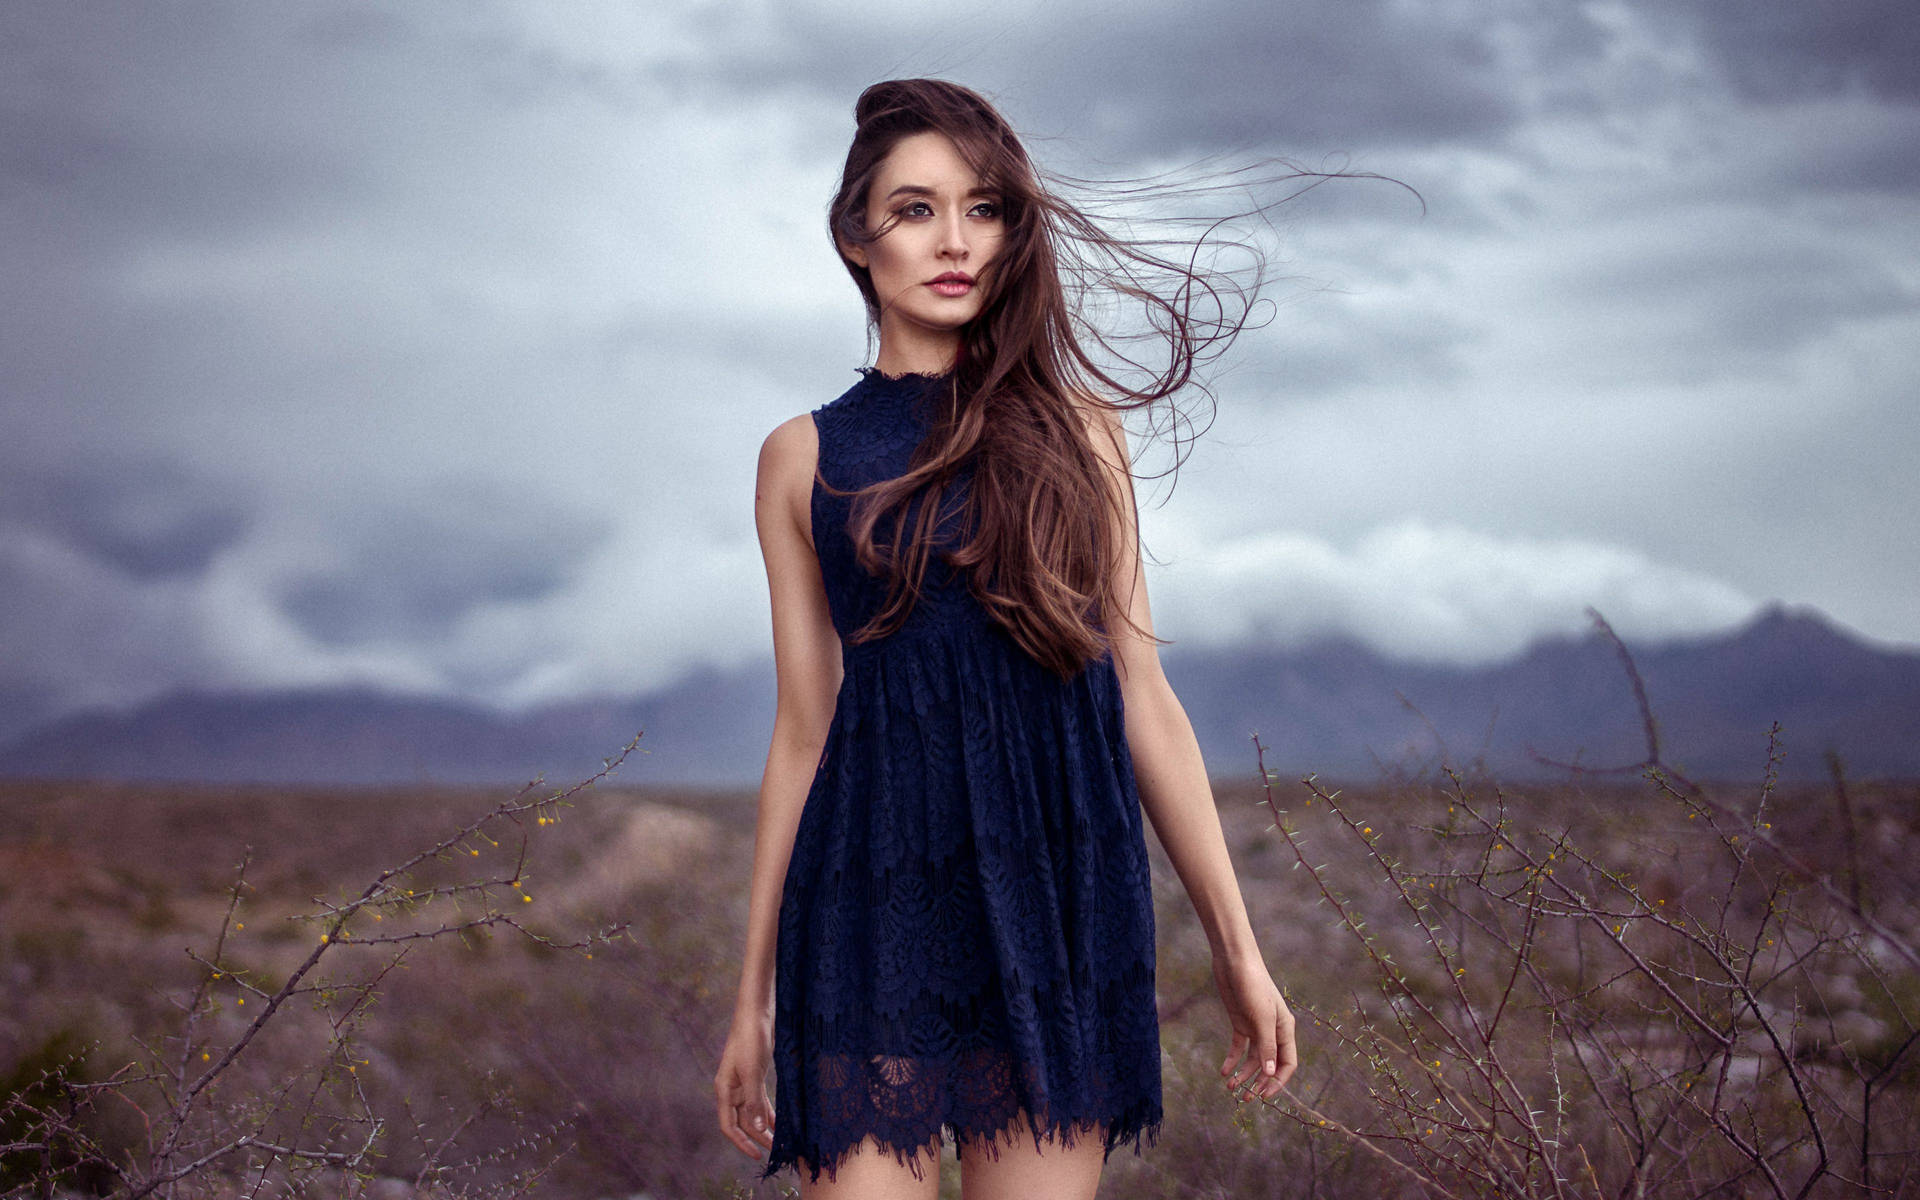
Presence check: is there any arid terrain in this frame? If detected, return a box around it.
[3,754,1916,1198]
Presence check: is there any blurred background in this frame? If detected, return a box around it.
[5,8,1918,1199]
[3,1,1917,785]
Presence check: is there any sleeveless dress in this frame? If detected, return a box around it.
[763,367,1163,1185]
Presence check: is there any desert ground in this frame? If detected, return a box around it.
[3,754,1915,1198]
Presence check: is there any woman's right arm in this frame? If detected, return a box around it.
[714,412,843,1159]
[735,411,843,1026]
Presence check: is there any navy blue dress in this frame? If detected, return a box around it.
[763,367,1163,1184]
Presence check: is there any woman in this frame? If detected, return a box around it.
[715,78,1298,1198]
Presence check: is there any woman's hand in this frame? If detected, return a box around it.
[714,1006,776,1159]
[1213,949,1297,1101]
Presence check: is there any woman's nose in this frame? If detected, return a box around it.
[938,212,969,258]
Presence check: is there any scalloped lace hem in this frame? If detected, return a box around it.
[762,1102,1163,1185]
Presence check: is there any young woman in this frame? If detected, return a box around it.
[715,78,1299,1199]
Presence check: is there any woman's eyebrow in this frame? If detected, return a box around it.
[883,183,1002,200]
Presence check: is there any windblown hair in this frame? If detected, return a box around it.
[824,78,1412,679]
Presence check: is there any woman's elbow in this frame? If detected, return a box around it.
[773,677,839,753]
[1116,645,1174,712]
[1119,665,1183,748]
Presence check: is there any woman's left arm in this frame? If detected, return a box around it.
[1122,666,1257,956]
[1078,400,1298,1102]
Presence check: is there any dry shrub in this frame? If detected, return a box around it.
[0,737,645,1200]
[1237,614,1920,1199]
[6,610,1917,1199]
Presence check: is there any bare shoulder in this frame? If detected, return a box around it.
[759,411,818,468]
[1066,387,1132,473]
[755,412,820,540]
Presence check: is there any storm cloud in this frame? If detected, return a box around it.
[1,0,1915,745]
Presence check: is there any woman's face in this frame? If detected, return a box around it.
[839,130,1006,361]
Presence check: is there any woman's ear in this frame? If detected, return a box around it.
[836,236,868,269]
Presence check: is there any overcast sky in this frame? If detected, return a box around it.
[2,1,1916,740]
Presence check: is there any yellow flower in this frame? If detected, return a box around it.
[236,997,245,1006]
[235,923,244,930]
[321,933,330,944]
[522,894,532,903]
[470,848,480,856]
[202,1051,210,1061]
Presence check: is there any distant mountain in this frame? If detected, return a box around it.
[1,606,1913,788]
[0,662,776,790]
[1176,605,1920,784]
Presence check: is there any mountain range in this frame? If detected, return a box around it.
[2,605,1914,789]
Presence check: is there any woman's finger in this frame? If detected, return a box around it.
[715,1075,762,1158]
[1258,999,1298,1098]
[1270,1005,1299,1093]
[1228,1029,1264,1092]
[1224,1030,1258,1091]
[724,1104,763,1159]
[715,1092,747,1156]
[1220,1030,1249,1077]
[1253,997,1282,1092]
[717,1105,751,1157]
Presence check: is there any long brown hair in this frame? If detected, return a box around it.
[824,78,1412,679]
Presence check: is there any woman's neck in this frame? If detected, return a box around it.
[872,353,956,379]
[871,328,960,379]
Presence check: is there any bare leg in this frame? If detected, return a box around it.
[798,1135,942,1200]
[958,1112,1105,1200]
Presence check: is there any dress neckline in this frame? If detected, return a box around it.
[855,365,953,387]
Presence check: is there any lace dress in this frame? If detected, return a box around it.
[764,367,1162,1184]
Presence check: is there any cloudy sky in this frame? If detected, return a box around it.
[2,1,1916,742]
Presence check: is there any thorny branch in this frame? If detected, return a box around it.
[1239,611,1917,1198]
[4,731,646,1200]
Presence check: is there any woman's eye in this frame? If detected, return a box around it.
[898,200,1000,219]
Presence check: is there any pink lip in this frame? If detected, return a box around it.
[927,273,974,296]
